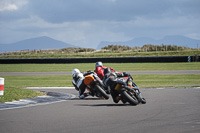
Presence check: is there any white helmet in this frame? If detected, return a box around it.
[72,68,80,75]
[95,61,103,68]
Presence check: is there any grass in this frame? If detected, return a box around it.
[2,75,71,87]
[0,87,43,103]
[133,74,200,87]
[0,62,200,103]
[0,62,200,72]
[1,74,200,88]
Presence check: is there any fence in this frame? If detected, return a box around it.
[0,56,199,64]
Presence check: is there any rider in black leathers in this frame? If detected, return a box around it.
[102,68,131,103]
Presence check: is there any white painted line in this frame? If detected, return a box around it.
[156,88,165,90]
[0,93,76,111]
[184,120,200,124]
[25,87,75,90]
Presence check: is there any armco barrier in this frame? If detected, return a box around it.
[0,56,199,64]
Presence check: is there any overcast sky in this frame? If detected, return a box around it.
[0,0,199,48]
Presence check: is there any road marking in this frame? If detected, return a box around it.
[184,120,200,124]
[156,88,165,90]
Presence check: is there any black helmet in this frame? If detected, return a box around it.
[104,68,111,75]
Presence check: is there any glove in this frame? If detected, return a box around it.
[87,70,92,73]
[83,70,94,76]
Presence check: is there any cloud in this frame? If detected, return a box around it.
[25,0,200,23]
[28,0,171,23]
[0,0,28,12]
[0,0,200,48]
[0,0,29,21]
[1,0,200,23]
[0,4,18,11]
[1,0,200,22]
[0,15,130,48]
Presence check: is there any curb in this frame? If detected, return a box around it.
[0,92,76,111]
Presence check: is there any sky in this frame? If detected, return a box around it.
[0,0,200,48]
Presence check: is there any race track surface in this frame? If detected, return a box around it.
[0,87,200,133]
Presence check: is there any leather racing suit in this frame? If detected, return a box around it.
[72,71,92,99]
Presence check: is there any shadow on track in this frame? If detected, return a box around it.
[74,103,135,107]
[72,98,107,100]
[72,97,137,107]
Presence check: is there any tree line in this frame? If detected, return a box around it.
[101,44,191,52]
[0,47,96,56]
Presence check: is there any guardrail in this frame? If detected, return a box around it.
[0,56,199,64]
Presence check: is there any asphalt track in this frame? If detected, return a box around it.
[0,87,200,133]
[0,70,200,75]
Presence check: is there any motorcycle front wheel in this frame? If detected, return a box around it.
[121,90,138,105]
[94,85,109,99]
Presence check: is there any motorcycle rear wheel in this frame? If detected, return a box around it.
[121,90,138,105]
[94,85,109,99]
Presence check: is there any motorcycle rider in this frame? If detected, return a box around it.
[103,68,131,103]
[94,61,114,80]
[72,68,92,99]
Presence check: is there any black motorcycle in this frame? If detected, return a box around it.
[112,76,146,105]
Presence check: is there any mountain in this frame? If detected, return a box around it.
[97,35,200,49]
[0,36,76,53]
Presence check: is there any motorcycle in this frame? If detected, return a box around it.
[84,72,109,99]
[112,76,146,105]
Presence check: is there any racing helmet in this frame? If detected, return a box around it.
[72,68,80,75]
[95,61,103,68]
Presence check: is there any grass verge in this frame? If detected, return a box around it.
[0,62,200,72]
[0,87,44,103]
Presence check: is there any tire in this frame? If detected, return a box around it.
[94,85,109,99]
[121,90,138,105]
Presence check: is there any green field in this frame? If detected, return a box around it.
[0,62,200,72]
[0,62,200,103]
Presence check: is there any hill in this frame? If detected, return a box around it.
[0,36,76,53]
[97,35,200,49]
